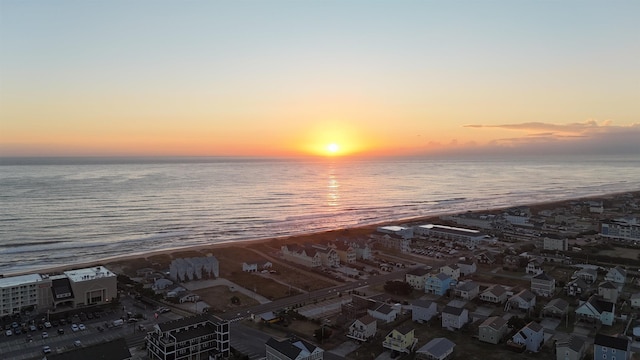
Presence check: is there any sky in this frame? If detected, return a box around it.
[1,0,639,158]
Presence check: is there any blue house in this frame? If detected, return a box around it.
[425,273,453,296]
[594,333,630,360]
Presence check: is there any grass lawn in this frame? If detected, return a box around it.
[192,285,259,313]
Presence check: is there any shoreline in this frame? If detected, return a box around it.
[6,189,637,278]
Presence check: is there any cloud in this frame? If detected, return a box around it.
[463,119,606,134]
[417,120,640,158]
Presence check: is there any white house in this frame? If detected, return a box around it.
[454,281,480,300]
[598,281,620,303]
[530,272,556,297]
[347,315,377,342]
[480,285,508,304]
[526,259,543,275]
[441,305,468,330]
[265,337,324,360]
[456,259,477,276]
[415,338,455,360]
[152,278,173,291]
[631,293,640,308]
[575,295,615,326]
[511,321,544,352]
[405,268,431,291]
[478,316,508,345]
[507,289,536,312]
[367,303,398,323]
[555,335,587,360]
[439,264,461,281]
[572,267,597,284]
[605,266,627,285]
[179,293,200,303]
[242,263,258,272]
[411,299,438,323]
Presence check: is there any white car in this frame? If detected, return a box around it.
[78,324,86,331]
[71,324,79,332]
[43,346,51,354]
[44,322,52,328]
[5,330,12,337]
[42,331,48,339]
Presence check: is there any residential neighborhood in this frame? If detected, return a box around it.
[1,192,640,360]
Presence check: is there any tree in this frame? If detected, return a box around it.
[314,327,332,341]
[230,296,240,305]
[383,281,412,296]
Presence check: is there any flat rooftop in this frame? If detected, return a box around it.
[0,273,44,288]
[64,266,115,282]
[378,226,408,232]
[418,224,483,235]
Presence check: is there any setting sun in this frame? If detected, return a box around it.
[327,143,340,154]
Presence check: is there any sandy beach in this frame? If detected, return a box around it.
[13,190,635,278]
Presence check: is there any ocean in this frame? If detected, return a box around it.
[1,156,639,275]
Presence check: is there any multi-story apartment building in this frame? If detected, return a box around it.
[0,274,52,316]
[1,265,117,316]
[146,314,230,360]
[414,224,487,248]
[601,218,640,242]
[543,234,568,251]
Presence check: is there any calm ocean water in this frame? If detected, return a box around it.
[1,156,639,275]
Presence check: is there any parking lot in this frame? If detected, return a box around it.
[0,294,178,360]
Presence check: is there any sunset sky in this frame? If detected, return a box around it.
[1,1,638,158]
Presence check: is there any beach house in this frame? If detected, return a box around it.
[415,338,456,360]
[265,337,324,360]
[347,315,377,342]
[543,298,569,318]
[441,306,468,330]
[454,281,480,300]
[480,285,508,304]
[507,289,536,312]
[405,268,431,291]
[510,321,544,353]
[598,281,620,303]
[411,299,438,323]
[530,272,556,297]
[605,266,627,285]
[456,258,477,276]
[593,333,631,360]
[280,244,322,268]
[425,273,454,296]
[575,295,615,326]
[439,264,460,281]
[555,335,586,360]
[367,303,398,323]
[478,316,508,345]
[382,325,416,354]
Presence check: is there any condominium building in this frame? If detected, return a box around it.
[0,274,52,316]
[146,314,230,360]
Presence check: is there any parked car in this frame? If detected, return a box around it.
[44,322,52,328]
[58,328,64,335]
[5,329,12,337]
[42,331,48,339]
[78,324,86,331]
[74,340,82,347]
[71,324,79,332]
[42,346,51,354]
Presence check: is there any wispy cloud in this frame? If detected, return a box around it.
[420,120,640,157]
